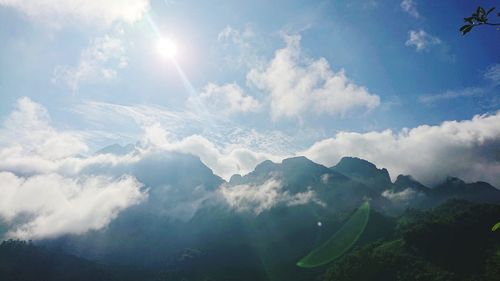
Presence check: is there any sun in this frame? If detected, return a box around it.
[156,38,178,59]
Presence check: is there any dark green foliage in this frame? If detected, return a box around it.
[460,6,499,35]
[0,240,154,281]
[323,200,500,281]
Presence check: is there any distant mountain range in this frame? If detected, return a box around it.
[1,147,500,281]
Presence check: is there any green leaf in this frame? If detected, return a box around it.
[297,201,371,268]
[460,24,471,32]
[478,6,485,15]
[493,222,500,232]
[464,17,474,24]
[462,25,473,35]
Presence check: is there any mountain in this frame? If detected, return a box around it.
[4,152,500,281]
[39,155,391,281]
[429,177,500,205]
[331,157,393,192]
[42,151,227,268]
[230,156,392,211]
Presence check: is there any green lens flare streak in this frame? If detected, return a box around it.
[492,222,500,232]
[296,201,370,268]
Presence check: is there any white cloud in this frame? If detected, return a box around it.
[419,87,483,104]
[400,0,419,18]
[405,29,441,52]
[0,97,147,239]
[0,172,146,240]
[419,64,499,105]
[382,188,423,204]
[321,173,331,184]
[142,127,282,180]
[247,35,380,119]
[484,64,500,85]
[193,82,261,115]
[301,112,500,187]
[217,25,261,68]
[219,179,322,214]
[218,25,255,47]
[53,34,127,90]
[0,97,88,175]
[0,0,149,26]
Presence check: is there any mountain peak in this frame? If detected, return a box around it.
[96,143,136,155]
[281,156,316,166]
[335,156,378,169]
[394,175,429,193]
[443,176,466,185]
[431,176,500,204]
[331,157,392,190]
[229,174,243,184]
[253,160,278,173]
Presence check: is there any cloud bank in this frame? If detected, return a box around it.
[0,172,145,240]
[0,98,147,240]
[301,112,500,187]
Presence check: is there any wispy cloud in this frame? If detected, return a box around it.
[400,0,420,18]
[218,25,255,47]
[52,33,128,91]
[419,87,484,104]
[405,29,441,52]
[73,100,288,179]
[419,64,500,106]
[484,64,500,85]
[217,24,262,68]
[190,82,261,115]
[73,100,311,155]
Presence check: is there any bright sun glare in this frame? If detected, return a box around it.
[156,38,178,59]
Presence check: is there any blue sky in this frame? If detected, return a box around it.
[0,0,499,183]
